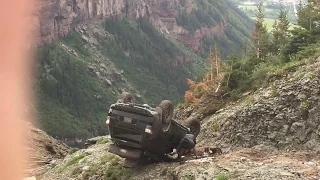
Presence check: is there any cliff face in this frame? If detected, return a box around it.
[35,0,251,54]
[35,0,180,43]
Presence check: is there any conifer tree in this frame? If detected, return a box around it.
[252,3,269,60]
[297,0,320,31]
[271,20,280,54]
[271,6,290,54]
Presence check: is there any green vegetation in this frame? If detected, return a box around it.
[184,1,320,109]
[236,1,297,23]
[221,2,320,96]
[58,154,86,173]
[96,137,110,144]
[37,42,114,139]
[251,17,297,32]
[101,17,204,106]
[37,18,205,141]
[176,0,254,59]
[216,172,228,180]
[300,101,309,110]
[271,85,279,97]
[86,154,131,180]
[36,0,255,141]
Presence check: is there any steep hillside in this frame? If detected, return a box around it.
[36,20,203,144]
[35,0,253,143]
[198,58,320,151]
[24,122,70,179]
[39,56,320,180]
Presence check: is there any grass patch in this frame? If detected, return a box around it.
[99,154,120,165]
[211,120,220,132]
[58,154,86,173]
[96,137,111,144]
[86,154,131,180]
[245,95,253,105]
[300,101,309,110]
[270,85,279,97]
[216,173,228,180]
[250,17,297,32]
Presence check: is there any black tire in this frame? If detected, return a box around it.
[185,117,201,138]
[151,107,163,139]
[157,100,173,132]
[117,92,134,103]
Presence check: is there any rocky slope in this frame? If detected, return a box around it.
[197,57,320,152]
[37,57,320,180]
[40,141,320,180]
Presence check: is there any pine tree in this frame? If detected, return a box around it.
[252,3,269,60]
[271,20,280,54]
[225,48,238,88]
[271,6,290,55]
[297,0,320,31]
[278,6,291,51]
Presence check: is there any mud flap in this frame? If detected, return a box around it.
[108,144,142,160]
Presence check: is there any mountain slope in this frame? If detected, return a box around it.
[36,20,204,144]
[40,56,320,180]
[35,0,254,144]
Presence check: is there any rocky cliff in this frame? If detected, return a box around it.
[35,0,252,55]
[36,0,178,43]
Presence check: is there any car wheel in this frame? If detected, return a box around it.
[157,100,173,132]
[117,92,134,103]
[185,117,201,137]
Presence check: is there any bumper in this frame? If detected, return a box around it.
[110,138,143,149]
[108,144,142,160]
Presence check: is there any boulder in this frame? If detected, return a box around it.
[104,79,112,86]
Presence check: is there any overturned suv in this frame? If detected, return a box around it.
[106,92,200,164]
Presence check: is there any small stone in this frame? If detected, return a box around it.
[104,79,112,86]
[297,93,307,100]
[82,35,89,42]
[82,166,90,171]
[240,157,247,163]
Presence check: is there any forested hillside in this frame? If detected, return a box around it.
[175,0,254,59]
[36,18,204,143]
[182,1,320,115]
[35,0,254,145]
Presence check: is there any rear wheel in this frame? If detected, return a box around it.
[185,117,201,137]
[117,92,134,103]
[157,100,173,132]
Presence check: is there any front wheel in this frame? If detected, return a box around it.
[157,100,174,132]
